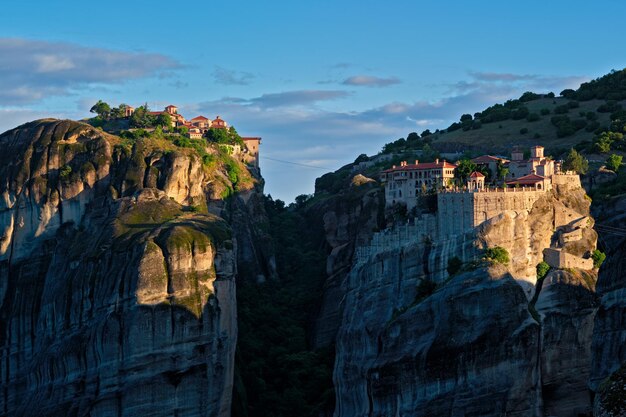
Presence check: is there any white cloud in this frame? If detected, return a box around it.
[211,90,351,109]
[212,66,255,85]
[342,75,401,87]
[0,38,181,105]
[35,55,76,73]
[468,72,537,82]
[451,71,588,97]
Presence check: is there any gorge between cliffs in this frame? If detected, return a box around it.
[0,118,625,417]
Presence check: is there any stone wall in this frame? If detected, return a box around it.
[437,192,475,237]
[437,188,546,237]
[354,214,477,283]
[355,215,438,263]
[552,173,582,190]
[544,248,594,270]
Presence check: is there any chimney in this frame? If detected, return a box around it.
[392,165,396,169]
[415,160,419,165]
[435,158,439,164]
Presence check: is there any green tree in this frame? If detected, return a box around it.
[206,126,244,146]
[554,105,570,114]
[108,103,132,119]
[59,165,72,181]
[130,105,156,128]
[606,154,623,172]
[526,113,540,122]
[595,131,624,153]
[557,122,576,138]
[591,249,606,269]
[294,194,313,208]
[520,91,541,102]
[406,132,420,143]
[497,160,509,182]
[511,106,529,120]
[484,246,510,264]
[421,143,439,161]
[90,100,111,119]
[455,159,477,181]
[460,114,472,122]
[595,134,614,153]
[110,106,123,119]
[156,113,172,128]
[536,261,550,280]
[562,148,589,174]
[519,91,541,102]
[447,122,462,132]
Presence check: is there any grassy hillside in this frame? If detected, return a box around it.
[430,69,626,156]
[365,68,626,178]
[433,97,622,155]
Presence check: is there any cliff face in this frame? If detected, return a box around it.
[329,180,599,416]
[306,181,384,348]
[590,193,626,416]
[0,120,270,417]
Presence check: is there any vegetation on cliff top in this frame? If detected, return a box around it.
[484,246,510,265]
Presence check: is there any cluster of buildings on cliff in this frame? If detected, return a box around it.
[125,104,261,168]
[377,144,591,271]
[381,145,558,210]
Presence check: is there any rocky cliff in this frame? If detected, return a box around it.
[589,193,626,416]
[308,180,384,348]
[325,176,600,416]
[0,120,272,417]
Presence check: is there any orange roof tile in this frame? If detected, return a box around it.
[471,155,508,164]
[382,161,457,173]
[506,174,546,185]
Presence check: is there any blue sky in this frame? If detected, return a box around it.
[1,0,625,202]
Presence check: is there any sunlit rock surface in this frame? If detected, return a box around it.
[330,173,600,416]
[0,120,271,417]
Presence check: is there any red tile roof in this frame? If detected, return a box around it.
[506,174,546,185]
[471,155,508,164]
[191,116,209,121]
[382,161,457,173]
[242,137,261,141]
[469,171,485,178]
